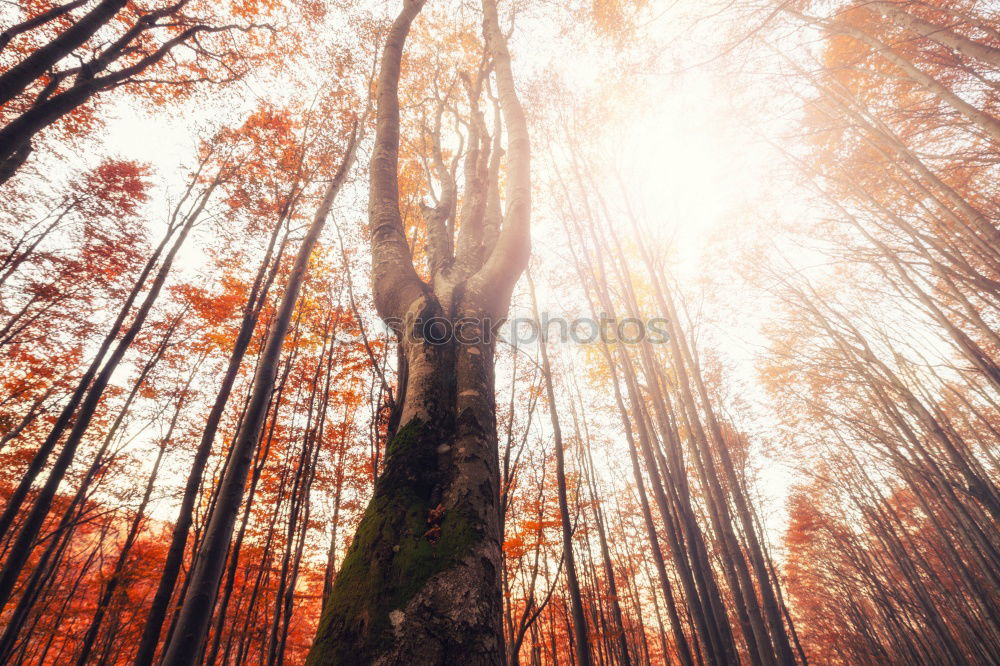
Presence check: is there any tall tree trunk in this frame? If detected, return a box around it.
[0,178,213,612]
[308,0,531,662]
[0,208,177,542]
[134,222,288,666]
[528,270,593,666]
[0,311,179,660]
[159,120,361,665]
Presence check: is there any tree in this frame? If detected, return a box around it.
[0,0,281,183]
[307,0,531,662]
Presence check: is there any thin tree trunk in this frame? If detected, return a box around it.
[159,120,361,665]
[528,270,593,666]
[134,187,291,666]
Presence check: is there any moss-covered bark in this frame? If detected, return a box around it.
[306,418,480,665]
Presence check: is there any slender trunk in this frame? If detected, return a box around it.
[0,0,127,107]
[134,194,290,666]
[528,270,593,666]
[160,123,360,665]
[870,2,1000,70]
[0,213,176,541]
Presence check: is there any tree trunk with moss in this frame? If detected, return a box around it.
[308,0,531,663]
[308,319,506,664]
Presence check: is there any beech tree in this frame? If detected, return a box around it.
[307,0,531,662]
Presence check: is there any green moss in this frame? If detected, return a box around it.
[306,418,480,666]
[384,418,421,459]
[388,498,476,610]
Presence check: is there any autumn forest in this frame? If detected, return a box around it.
[0,0,998,664]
